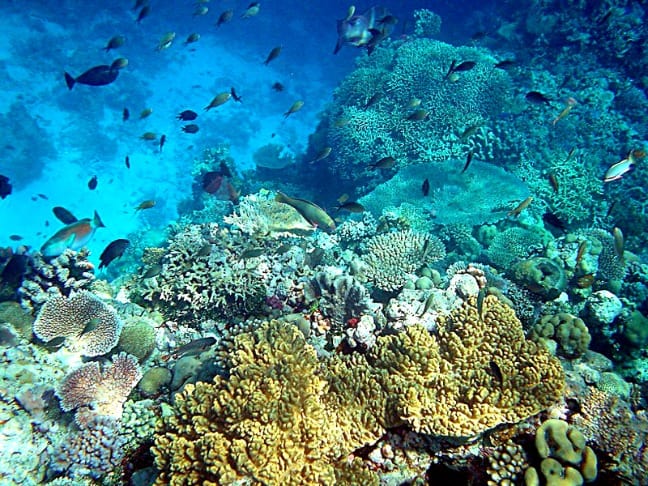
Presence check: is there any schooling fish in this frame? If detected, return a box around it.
[99,238,130,269]
[422,178,430,196]
[275,191,335,232]
[122,108,130,121]
[230,87,243,102]
[177,110,198,121]
[41,210,105,257]
[182,124,199,134]
[125,155,130,169]
[104,35,125,51]
[216,9,234,27]
[204,92,231,111]
[263,46,282,65]
[65,65,119,90]
[52,206,78,224]
[283,100,304,118]
[334,6,394,54]
[88,175,98,190]
[135,200,156,212]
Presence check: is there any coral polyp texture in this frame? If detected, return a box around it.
[154,297,564,484]
[362,230,445,292]
[33,290,123,357]
[57,352,142,420]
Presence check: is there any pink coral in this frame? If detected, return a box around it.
[58,352,142,420]
[33,290,123,357]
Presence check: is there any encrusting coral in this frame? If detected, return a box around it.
[154,296,564,484]
[33,290,123,357]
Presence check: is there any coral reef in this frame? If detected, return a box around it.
[33,290,123,357]
[531,313,591,359]
[57,352,142,421]
[362,230,445,293]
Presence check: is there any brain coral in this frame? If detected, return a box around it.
[33,290,123,357]
[57,352,142,421]
[363,230,445,292]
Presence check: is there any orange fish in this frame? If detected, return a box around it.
[41,211,105,257]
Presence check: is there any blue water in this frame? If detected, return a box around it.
[0,0,461,264]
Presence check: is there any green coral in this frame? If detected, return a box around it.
[116,318,156,362]
[532,313,591,358]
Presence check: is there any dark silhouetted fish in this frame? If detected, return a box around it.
[230,87,242,102]
[525,91,552,105]
[88,175,98,190]
[125,155,130,168]
[1,174,12,199]
[263,46,282,65]
[64,65,119,90]
[52,206,78,224]
[99,238,130,269]
[182,124,199,133]
[542,211,567,232]
[122,108,130,121]
[136,5,150,23]
[177,110,198,121]
[422,178,430,196]
[9,235,23,241]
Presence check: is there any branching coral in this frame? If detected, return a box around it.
[362,230,445,292]
[57,352,142,421]
[33,290,123,357]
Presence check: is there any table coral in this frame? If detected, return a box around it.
[33,290,123,357]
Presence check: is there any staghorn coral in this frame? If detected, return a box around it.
[57,352,142,421]
[19,248,95,312]
[33,290,123,357]
[362,230,445,292]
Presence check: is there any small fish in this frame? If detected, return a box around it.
[193,5,208,16]
[230,87,242,102]
[52,206,78,224]
[368,156,396,170]
[548,173,559,193]
[606,201,617,218]
[64,65,119,90]
[335,201,365,213]
[41,211,105,257]
[564,146,577,162]
[88,175,98,190]
[271,81,284,92]
[0,175,11,199]
[131,0,147,11]
[159,134,167,152]
[136,5,150,23]
[264,46,282,65]
[185,33,200,45]
[444,60,476,80]
[603,152,635,183]
[140,132,157,141]
[139,108,153,119]
[110,58,128,70]
[9,235,23,241]
[460,124,481,140]
[407,109,429,121]
[204,92,232,111]
[477,287,486,321]
[240,248,265,259]
[576,273,595,289]
[104,35,125,51]
[135,200,156,212]
[156,32,176,51]
[418,293,435,317]
[422,178,430,196]
[182,124,200,134]
[309,146,332,164]
[177,110,198,121]
[283,100,304,118]
[551,97,577,126]
[216,9,234,27]
[275,191,335,232]
[508,196,533,217]
[612,227,624,263]
[37,193,48,200]
[363,93,381,109]
[542,211,567,232]
[489,360,503,385]
[142,264,163,279]
[80,317,101,335]
[525,91,552,105]
[197,243,212,257]
[337,193,349,204]
[494,59,516,70]
[161,337,217,361]
[460,150,474,174]
[203,171,223,194]
[99,238,130,269]
[122,108,130,121]
[575,240,588,267]
[241,2,261,19]
[125,155,130,169]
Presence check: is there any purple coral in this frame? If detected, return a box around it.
[33,290,123,357]
[58,352,142,420]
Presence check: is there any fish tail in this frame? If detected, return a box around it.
[93,210,106,228]
[64,72,75,90]
[275,191,288,204]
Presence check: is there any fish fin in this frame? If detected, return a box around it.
[93,211,106,228]
[64,72,75,90]
[333,35,343,54]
